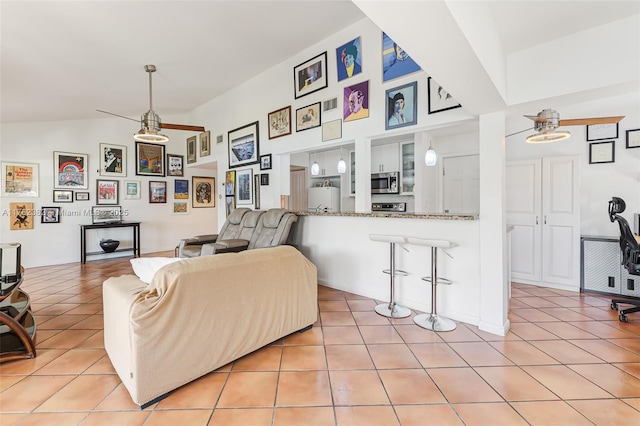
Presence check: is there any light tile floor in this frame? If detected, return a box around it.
[2,252,640,425]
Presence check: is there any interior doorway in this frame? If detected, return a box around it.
[289,166,308,212]
[442,154,479,214]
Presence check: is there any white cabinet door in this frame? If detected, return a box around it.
[371,143,399,173]
[310,149,341,177]
[443,154,479,214]
[348,150,356,196]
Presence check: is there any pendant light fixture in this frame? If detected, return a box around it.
[337,157,346,174]
[311,152,320,176]
[425,141,437,166]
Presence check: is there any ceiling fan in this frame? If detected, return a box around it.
[507,108,624,143]
[97,64,205,143]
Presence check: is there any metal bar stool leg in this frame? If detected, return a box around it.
[370,234,411,318]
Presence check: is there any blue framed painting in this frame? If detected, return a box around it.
[385,81,417,130]
[336,37,362,82]
[382,32,421,82]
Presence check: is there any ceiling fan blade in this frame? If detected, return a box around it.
[559,116,625,126]
[160,123,206,132]
[524,114,548,123]
[506,127,534,138]
[96,109,140,123]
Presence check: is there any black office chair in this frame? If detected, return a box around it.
[608,197,640,322]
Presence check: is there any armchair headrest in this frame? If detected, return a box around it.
[242,210,264,228]
[228,208,251,225]
[609,197,626,222]
[262,208,288,228]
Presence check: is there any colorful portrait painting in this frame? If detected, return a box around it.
[382,32,421,82]
[343,80,369,122]
[336,37,362,82]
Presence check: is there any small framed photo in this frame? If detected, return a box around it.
[343,80,369,122]
[427,77,461,114]
[1,162,39,197]
[53,189,73,203]
[236,168,253,205]
[386,81,418,130]
[225,170,236,196]
[96,179,119,205]
[99,143,127,177]
[268,106,292,139]
[75,191,90,201]
[174,179,189,200]
[322,119,342,142]
[124,180,141,200]
[626,129,640,149]
[587,123,618,141]
[200,131,211,157]
[92,205,122,224]
[173,201,188,214]
[41,207,60,223]
[228,121,260,169]
[296,102,321,132]
[336,37,362,82]
[186,136,197,164]
[294,51,328,99]
[149,181,167,203]
[10,202,34,230]
[261,173,269,186]
[260,154,272,170]
[135,142,165,176]
[589,140,615,164]
[192,176,215,208]
[54,151,88,189]
[166,154,184,177]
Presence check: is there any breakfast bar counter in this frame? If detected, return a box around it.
[293,211,478,220]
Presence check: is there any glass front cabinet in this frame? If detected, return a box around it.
[400,142,415,194]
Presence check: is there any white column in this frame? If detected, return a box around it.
[478,111,510,335]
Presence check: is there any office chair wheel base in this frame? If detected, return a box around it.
[375,303,411,318]
[611,302,618,310]
[620,313,629,322]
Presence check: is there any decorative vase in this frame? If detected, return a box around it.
[99,239,120,253]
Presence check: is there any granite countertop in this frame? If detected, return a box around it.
[293,211,478,220]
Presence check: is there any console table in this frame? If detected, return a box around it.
[80,222,141,264]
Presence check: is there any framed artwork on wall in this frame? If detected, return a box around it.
[135,142,165,176]
[9,202,34,230]
[296,102,321,132]
[322,119,342,142]
[166,154,184,177]
[385,81,418,130]
[427,77,461,114]
[626,129,640,149]
[99,143,127,177]
[75,191,90,201]
[260,173,269,186]
[91,205,122,224]
[149,181,167,203]
[200,131,211,157]
[294,51,328,99]
[186,136,197,164]
[225,170,236,196]
[254,174,261,210]
[96,179,119,205]
[225,196,236,217]
[192,176,215,208]
[260,154,272,170]
[174,179,189,200]
[53,190,73,203]
[124,180,141,199]
[382,32,421,82]
[228,121,259,169]
[587,123,618,141]
[589,140,615,164]
[41,207,60,224]
[54,151,88,189]
[336,36,362,82]
[1,161,39,197]
[268,106,292,139]
[343,80,369,122]
[236,168,253,205]
[173,201,188,214]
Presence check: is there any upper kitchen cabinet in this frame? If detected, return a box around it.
[371,143,399,173]
[400,142,415,194]
[310,149,342,178]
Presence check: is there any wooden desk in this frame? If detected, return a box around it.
[80,222,141,264]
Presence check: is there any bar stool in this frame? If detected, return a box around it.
[369,234,411,318]
[407,237,457,331]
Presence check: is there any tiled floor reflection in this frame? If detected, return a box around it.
[2,252,640,425]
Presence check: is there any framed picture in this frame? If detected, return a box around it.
[99,143,127,177]
[53,190,73,203]
[225,196,236,217]
[589,140,615,164]
[166,154,184,177]
[626,129,640,149]
[294,51,328,99]
[174,179,189,200]
[260,154,272,171]
[268,106,292,139]
[236,168,253,205]
[427,77,461,114]
[91,205,122,224]
[96,179,119,205]
[336,37,362,82]
[54,151,88,189]
[41,206,60,224]
[228,121,259,169]
[254,174,261,210]
[385,81,418,130]
[75,191,90,201]
[261,173,269,186]
[186,136,197,164]
[1,161,39,197]
[200,131,211,157]
[135,142,165,176]
[149,181,167,203]
[322,119,342,142]
[344,80,369,122]
[296,102,321,132]
[192,176,215,208]
[382,32,421,82]
[9,202,34,230]
[124,180,141,199]
[225,170,236,196]
[587,123,619,141]
[173,201,188,214]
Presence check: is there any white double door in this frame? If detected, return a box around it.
[506,156,580,290]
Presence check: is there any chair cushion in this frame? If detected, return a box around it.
[262,208,287,228]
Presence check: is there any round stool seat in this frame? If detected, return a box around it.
[369,234,411,319]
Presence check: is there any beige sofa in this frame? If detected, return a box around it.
[103,246,318,408]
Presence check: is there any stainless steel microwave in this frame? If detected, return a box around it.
[371,171,399,194]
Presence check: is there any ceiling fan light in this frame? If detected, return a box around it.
[133,128,169,143]
[526,130,571,144]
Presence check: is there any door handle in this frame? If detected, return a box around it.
[536,216,539,225]
[544,215,547,225]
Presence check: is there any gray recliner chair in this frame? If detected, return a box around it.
[248,208,298,249]
[201,210,266,255]
[177,208,251,258]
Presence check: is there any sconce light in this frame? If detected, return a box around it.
[337,157,346,174]
[425,142,437,167]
